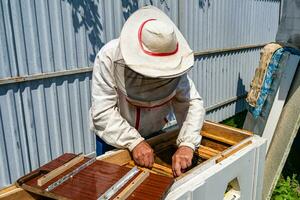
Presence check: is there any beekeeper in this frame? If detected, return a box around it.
[90,6,205,177]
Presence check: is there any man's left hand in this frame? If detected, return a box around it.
[172,146,194,177]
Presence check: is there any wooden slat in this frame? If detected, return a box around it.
[197,145,221,160]
[217,141,253,163]
[37,154,84,186]
[201,138,230,152]
[124,164,163,177]
[0,186,37,200]
[98,150,132,166]
[204,120,253,136]
[127,161,173,178]
[201,121,252,145]
[152,163,173,175]
[113,170,150,200]
[201,130,239,145]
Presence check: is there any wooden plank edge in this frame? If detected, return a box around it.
[37,154,84,186]
[204,120,253,136]
[216,140,253,163]
[98,150,132,166]
[127,161,173,178]
[113,170,150,200]
[201,130,237,146]
[0,185,37,200]
[19,184,69,200]
[196,145,221,160]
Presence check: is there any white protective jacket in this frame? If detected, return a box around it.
[90,39,205,151]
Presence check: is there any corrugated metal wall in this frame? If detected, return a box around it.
[0,0,280,188]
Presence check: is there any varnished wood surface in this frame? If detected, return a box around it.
[37,154,84,186]
[22,154,173,200]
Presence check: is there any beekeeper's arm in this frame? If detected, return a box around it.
[90,49,154,167]
[90,50,145,151]
[172,74,205,177]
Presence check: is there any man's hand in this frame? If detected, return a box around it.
[132,141,154,168]
[172,146,194,177]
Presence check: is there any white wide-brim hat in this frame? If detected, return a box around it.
[120,6,194,78]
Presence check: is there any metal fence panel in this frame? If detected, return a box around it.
[0,0,280,188]
[190,49,261,122]
[0,73,94,186]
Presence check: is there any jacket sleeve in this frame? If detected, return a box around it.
[172,74,205,151]
[90,51,144,151]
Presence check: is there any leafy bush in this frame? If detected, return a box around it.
[271,175,300,200]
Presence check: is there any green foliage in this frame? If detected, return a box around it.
[271,175,300,200]
[221,110,247,128]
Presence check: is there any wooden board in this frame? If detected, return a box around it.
[203,121,253,137]
[37,154,84,186]
[18,153,173,200]
[126,161,173,178]
[98,150,132,166]
[216,141,253,163]
[0,185,37,200]
[197,145,221,160]
[201,121,252,146]
[113,170,150,200]
[201,138,230,152]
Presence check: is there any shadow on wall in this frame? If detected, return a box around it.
[122,0,209,15]
[235,73,247,113]
[122,0,139,20]
[62,0,211,63]
[62,0,104,62]
[62,0,144,62]
[198,0,211,9]
[121,0,172,20]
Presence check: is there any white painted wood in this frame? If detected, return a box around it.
[252,138,267,200]
[262,54,300,151]
[165,136,266,200]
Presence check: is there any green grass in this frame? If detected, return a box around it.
[271,175,300,200]
[273,130,300,200]
[221,111,300,199]
[221,110,247,128]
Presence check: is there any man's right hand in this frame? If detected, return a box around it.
[132,141,154,168]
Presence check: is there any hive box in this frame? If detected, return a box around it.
[0,121,266,200]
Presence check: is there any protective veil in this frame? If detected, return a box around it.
[114,59,181,107]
